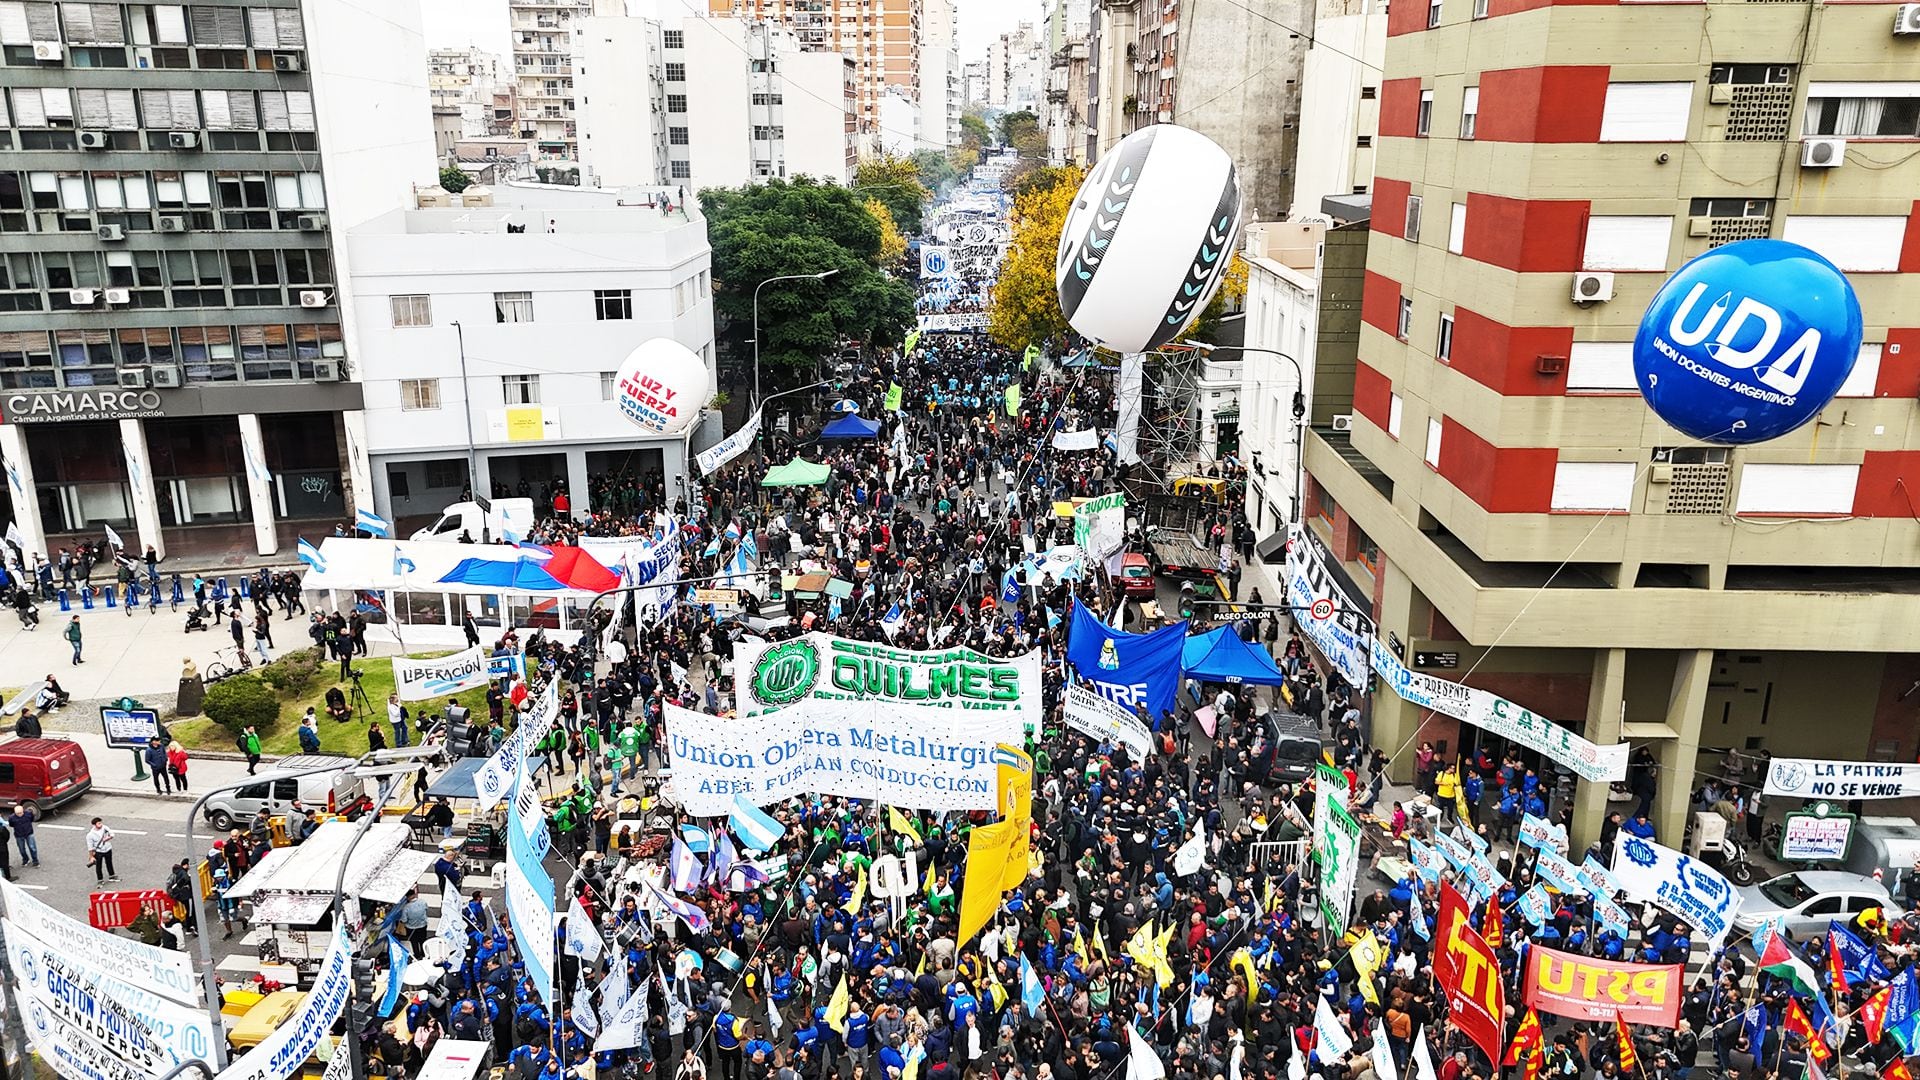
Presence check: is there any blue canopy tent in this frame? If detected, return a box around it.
[820,414,881,440]
[1181,626,1289,686]
[438,557,571,591]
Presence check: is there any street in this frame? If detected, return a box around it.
[6,791,203,921]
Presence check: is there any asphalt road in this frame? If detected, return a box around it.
[6,789,210,924]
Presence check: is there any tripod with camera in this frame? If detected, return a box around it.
[346,667,373,720]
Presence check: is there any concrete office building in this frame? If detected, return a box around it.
[704,0,920,138]
[1042,0,1090,166]
[0,0,435,561]
[1296,0,1920,849]
[916,0,957,149]
[348,183,714,525]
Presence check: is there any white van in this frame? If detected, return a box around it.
[416,1040,493,1080]
[411,497,534,545]
[200,754,365,831]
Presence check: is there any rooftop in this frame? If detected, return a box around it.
[354,181,703,239]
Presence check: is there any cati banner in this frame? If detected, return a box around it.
[1062,682,1154,760]
[1764,758,1920,800]
[1609,835,1742,946]
[1521,945,1683,1027]
[393,645,491,701]
[733,633,1042,732]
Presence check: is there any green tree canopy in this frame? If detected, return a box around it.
[853,156,930,236]
[439,166,472,193]
[997,110,1039,146]
[960,110,992,153]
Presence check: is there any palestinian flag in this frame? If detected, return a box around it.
[1616,1017,1639,1074]
[1759,930,1822,997]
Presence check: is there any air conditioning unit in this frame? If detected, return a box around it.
[118,368,148,389]
[149,365,182,388]
[67,288,97,305]
[168,131,200,149]
[296,213,329,231]
[1535,354,1567,375]
[312,359,343,382]
[1572,271,1615,304]
[1708,82,1734,105]
[78,130,108,149]
[1802,137,1845,167]
[273,53,303,71]
[298,289,329,308]
[31,41,62,60]
[1688,216,1714,238]
[1895,3,1920,34]
[157,215,188,232]
[103,287,131,305]
[96,224,125,241]
[1649,463,1674,483]
[1330,413,1355,432]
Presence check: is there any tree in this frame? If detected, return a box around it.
[702,177,916,382]
[997,110,1039,146]
[439,166,472,193]
[909,149,958,195]
[864,198,908,265]
[960,110,992,152]
[853,156,930,236]
[946,145,980,176]
[988,165,1084,352]
[1188,253,1250,344]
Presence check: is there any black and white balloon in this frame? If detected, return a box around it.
[1055,125,1243,354]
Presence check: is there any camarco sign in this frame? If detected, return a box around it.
[736,633,1042,731]
[3,390,164,424]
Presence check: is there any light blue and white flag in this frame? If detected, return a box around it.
[393,546,417,577]
[564,895,604,961]
[1020,954,1045,1014]
[678,824,712,854]
[707,828,737,888]
[355,507,393,538]
[730,794,783,853]
[669,836,702,893]
[104,523,124,550]
[828,595,842,621]
[297,537,327,572]
[647,882,710,934]
[1409,888,1431,940]
[880,601,905,639]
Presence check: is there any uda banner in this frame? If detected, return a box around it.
[732,632,1042,733]
[392,645,491,701]
[1610,836,1742,946]
[1061,682,1155,760]
[1520,945,1683,1027]
[1065,601,1187,724]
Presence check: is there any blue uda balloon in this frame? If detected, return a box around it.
[1633,239,1863,445]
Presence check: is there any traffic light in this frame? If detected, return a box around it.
[443,704,475,758]
[348,953,379,1034]
[1177,582,1195,620]
[766,569,785,602]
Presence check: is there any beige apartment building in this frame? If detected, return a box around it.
[1300,0,1920,849]
[706,0,921,137]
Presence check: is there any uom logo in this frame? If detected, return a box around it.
[752,639,820,708]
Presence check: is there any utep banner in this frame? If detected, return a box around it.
[1610,835,1742,946]
[1521,945,1683,1027]
[1764,757,1920,800]
[214,925,352,1080]
[1284,525,1374,691]
[665,699,1025,817]
[1065,602,1187,724]
[1062,682,1155,760]
[733,632,1042,733]
[697,411,762,476]
[393,645,491,701]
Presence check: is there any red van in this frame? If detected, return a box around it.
[0,738,94,813]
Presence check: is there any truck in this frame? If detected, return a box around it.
[410,496,534,545]
[1127,477,1222,579]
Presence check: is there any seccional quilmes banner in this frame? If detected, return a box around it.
[732,632,1042,732]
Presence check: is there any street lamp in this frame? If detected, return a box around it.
[751,269,840,410]
[1185,340,1308,526]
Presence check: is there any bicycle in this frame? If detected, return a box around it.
[203,645,254,684]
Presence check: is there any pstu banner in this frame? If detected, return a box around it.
[1064,602,1187,723]
[1061,682,1155,760]
[733,632,1042,733]
[1610,835,1743,946]
[664,699,1025,817]
[393,645,491,701]
[1520,945,1683,1027]
[1764,758,1920,801]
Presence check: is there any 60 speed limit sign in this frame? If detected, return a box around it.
[1309,598,1335,620]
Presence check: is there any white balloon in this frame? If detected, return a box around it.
[1055,125,1243,354]
[610,338,712,437]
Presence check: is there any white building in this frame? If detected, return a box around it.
[1288,0,1387,220]
[508,0,627,169]
[1239,222,1325,536]
[962,61,988,110]
[428,47,505,138]
[576,15,857,190]
[917,0,960,149]
[878,86,921,157]
[348,184,716,525]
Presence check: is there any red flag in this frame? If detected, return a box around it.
[1827,930,1851,998]
[1786,999,1833,1064]
[1885,1056,1914,1080]
[1862,985,1893,1045]
[1434,881,1473,988]
[1484,894,1504,948]
[1436,882,1504,1068]
[1616,1017,1639,1074]
[1505,1007,1545,1074]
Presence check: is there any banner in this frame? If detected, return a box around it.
[472,680,558,811]
[1283,525,1374,691]
[0,879,198,1005]
[1051,428,1100,452]
[1520,945,1683,1026]
[507,753,557,1005]
[1534,849,1585,895]
[1317,792,1361,937]
[1072,492,1126,573]
[665,698,1026,817]
[920,245,952,278]
[1609,835,1742,946]
[4,916,204,1077]
[732,633,1042,732]
[1764,758,1920,800]
[1518,814,1569,855]
[697,412,762,476]
[393,645,491,701]
[1062,683,1154,760]
[1065,602,1187,723]
[916,313,989,331]
[215,926,352,1080]
[1434,882,1504,1066]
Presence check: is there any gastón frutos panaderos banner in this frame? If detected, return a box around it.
[732,633,1042,732]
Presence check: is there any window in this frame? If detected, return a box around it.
[665,62,684,80]
[1436,313,1454,361]
[667,94,687,113]
[1404,195,1422,242]
[1460,87,1478,139]
[1356,135,1373,148]
[594,288,633,320]
[1360,86,1377,100]
[1837,343,1882,398]
[1599,82,1692,142]
[1387,393,1403,440]
[1734,463,1859,516]
[1396,297,1413,340]
[1581,217,1674,272]
[1566,342,1638,392]
[502,374,539,405]
[75,88,137,130]
[1551,462,1636,512]
[494,291,533,323]
[1425,417,1443,469]
[390,294,431,327]
[669,126,688,145]
[1803,84,1920,138]
[138,88,198,129]
[1447,202,1466,255]
[1473,0,1488,17]
[400,378,440,410]
[1426,0,1441,27]
[662,29,683,48]
[0,330,55,390]
[1782,216,1907,272]
[1416,90,1433,136]
[671,160,691,179]
[600,371,617,401]
[247,7,305,48]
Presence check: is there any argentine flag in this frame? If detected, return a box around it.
[730,794,784,853]
[392,546,417,577]
[297,537,327,572]
[355,507,393,538]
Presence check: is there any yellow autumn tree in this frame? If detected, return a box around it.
[863,197,908,265]
[988,164,1084,352]
[1188,252,1250,342]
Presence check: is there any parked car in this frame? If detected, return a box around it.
[1118,553,1157,598]
[1256,712,1325,787]
[200,754,364,831]
[0,737,92,813]
[1733,871,1897,939]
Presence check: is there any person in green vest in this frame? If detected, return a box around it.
[614,720,642,785]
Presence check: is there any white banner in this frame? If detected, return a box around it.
[1062,683,1154,760]
[393,645,490,701]
[593,965,650,1052]
[916,313,989,331]
[1050,428,1100,452]
[1608,835,1743,946]
[0,879,199,1005]
[732,633,1043,732]
[20,992,156,1080]
[215,925,353,1080]
[665,697,1025,817]
[697,412,762,476]
[1072,492,1126,573]
[1764,758,1920,800]
[473,680,559,812]
[4,917,216,1073]
[1283,525,1373,691]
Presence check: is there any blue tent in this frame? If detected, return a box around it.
[821,414,881,440]
[438,557,570,591]
[1181,626,1289,686]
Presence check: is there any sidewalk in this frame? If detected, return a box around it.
[50,728,263,798]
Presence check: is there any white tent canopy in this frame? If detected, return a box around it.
[226,821,436,905]
[298,536,602,597]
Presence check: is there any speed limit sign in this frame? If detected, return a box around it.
[1309,598,1335,620]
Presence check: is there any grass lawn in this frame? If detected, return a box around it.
[171,648,494,757]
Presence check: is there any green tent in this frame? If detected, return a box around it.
[761,458,832,487]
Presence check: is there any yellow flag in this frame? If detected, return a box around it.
[1072,928,1089,967]
[984,963,1009,1011]
[1263,877,1277,917]
[889,806,922,845]
[902,1046,926,1080]
[1455,784,1474,828]
[956,819,1018,949]
[843,873,867,914]
[824,975,850,1035]
[1351,930,1384,1006]
[1151,921,1177,988]
[915,948,926,976]
[1125,920,1157,970]
[1231,948,1260,999]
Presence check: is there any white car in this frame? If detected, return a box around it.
[1733,871,1897,939]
